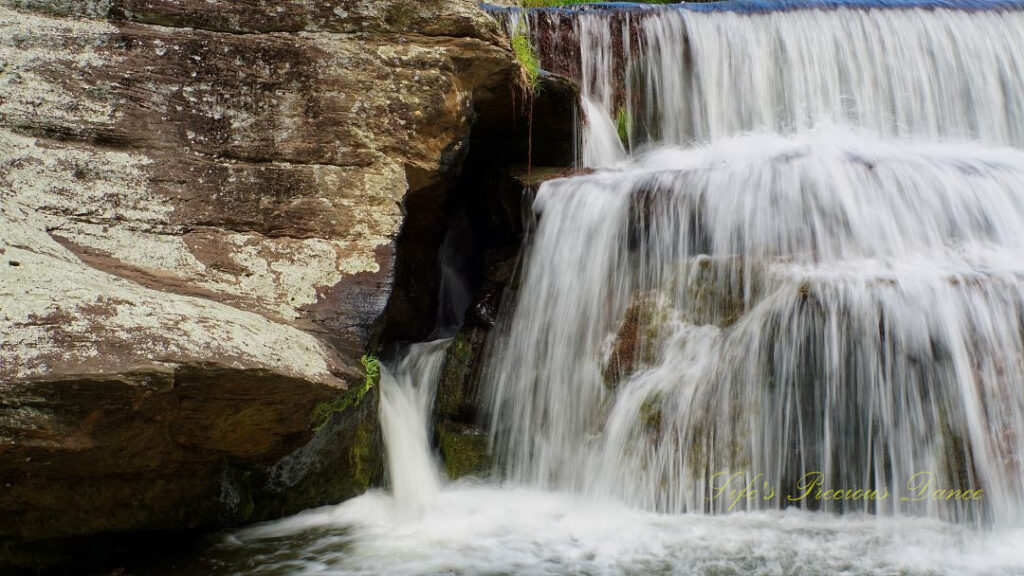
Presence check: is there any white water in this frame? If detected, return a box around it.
[551,6,1024,159]
[224,486,1024,576]
[378,339,450,514]
[581,96,628,167]
[208,4,1024,575]
[485,125,1024,526]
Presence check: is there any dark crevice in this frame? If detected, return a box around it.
[371,69,580,480]
[374,71,579,351]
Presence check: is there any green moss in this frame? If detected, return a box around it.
[437,423,491,480]
[615,106,632,149]
[511,30,540,92]
[348,419,374,492]
[310,355,380,431]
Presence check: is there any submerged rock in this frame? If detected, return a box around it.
[602,256,753,386]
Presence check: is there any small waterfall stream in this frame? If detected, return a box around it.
[378,339,450,514]
[207,2,1024,574]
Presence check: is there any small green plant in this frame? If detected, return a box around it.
[361,354,380,389]
[615,106,632,149]
[511,30,540,92]
[310,354,381,431]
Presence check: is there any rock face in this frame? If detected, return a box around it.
[0,0,517,569]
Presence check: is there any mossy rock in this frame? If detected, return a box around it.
[437,422,491,480]
[603,293,672,387]
[436,328,488,421]
[682,255,751,328]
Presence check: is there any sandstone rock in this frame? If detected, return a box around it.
[2,0,504,40]
[0,0,518,568]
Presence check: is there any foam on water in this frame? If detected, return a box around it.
[218,484,1024,576]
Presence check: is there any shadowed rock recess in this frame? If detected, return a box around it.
[0,0,569,570]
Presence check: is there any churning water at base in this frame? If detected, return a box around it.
[198,486,1024,575]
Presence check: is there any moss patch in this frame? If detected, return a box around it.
[639,392,665,437]
[437,423,491,480]
[347,416,376,493]
[615,106,632,149]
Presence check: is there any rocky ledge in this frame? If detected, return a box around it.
[0,0,521,570]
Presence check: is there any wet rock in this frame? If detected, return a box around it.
[432,327,493,479]
[436,421,491,480]
[603,293,669,388]
[522,73,580,168]
[436,327,489,421]
[681,255,749,329]
[602,257,753,386]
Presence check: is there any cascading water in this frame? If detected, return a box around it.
[500,2,1024,159]
[200,2,1024,574]
[486,126,1024,525]
[378,339,451,514]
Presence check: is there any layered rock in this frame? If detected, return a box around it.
[0,0,518,568]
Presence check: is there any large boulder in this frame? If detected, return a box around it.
[0,0,517,568]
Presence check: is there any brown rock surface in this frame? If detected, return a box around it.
[0,0,517,568]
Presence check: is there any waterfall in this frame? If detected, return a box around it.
[216,3,1024,574]
[483,1,1024,527]
[485,126,1024,524]
[581,96,628,167]
[494,2,1024,160]
[379,339,451,513]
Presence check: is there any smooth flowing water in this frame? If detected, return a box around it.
[486,126,1024,524]
[501,1,1024,161]
[192,2,1024,575]
[378,339,451,515]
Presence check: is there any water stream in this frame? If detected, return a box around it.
[190,2,1024,574]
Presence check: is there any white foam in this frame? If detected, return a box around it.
[226,484,1024,575]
